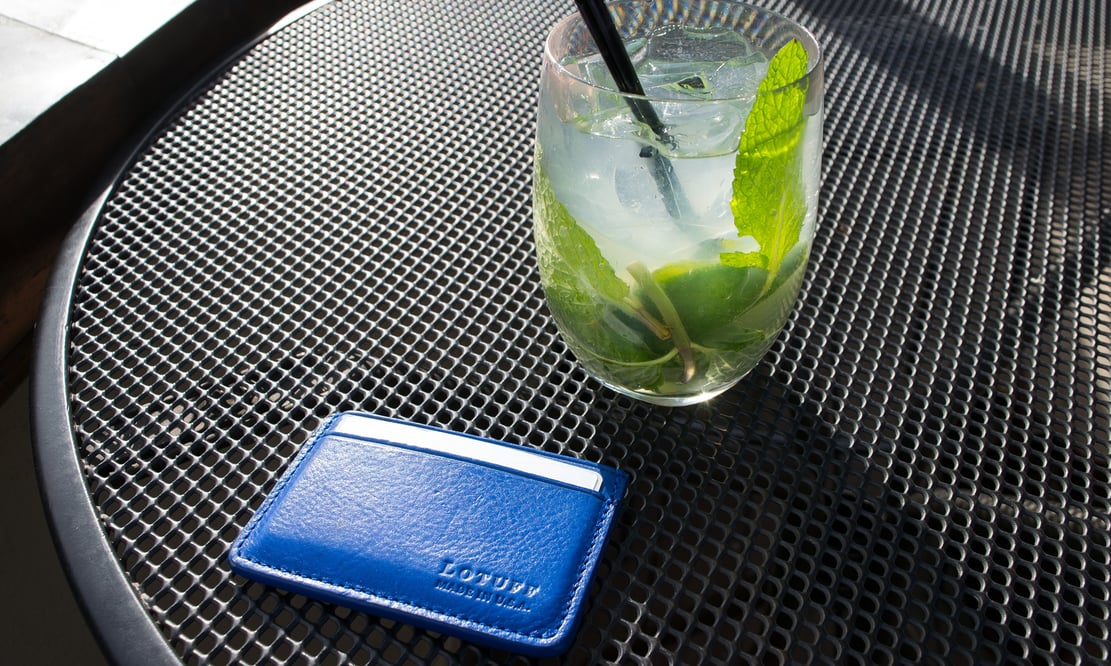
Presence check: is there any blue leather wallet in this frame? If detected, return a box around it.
[228,411,627,656]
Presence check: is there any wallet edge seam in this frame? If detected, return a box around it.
[227,412,625,647]
[231,492,620,643]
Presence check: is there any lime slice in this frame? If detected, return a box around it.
[640,261,768,347]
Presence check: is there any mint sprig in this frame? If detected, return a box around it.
[534,41,812,392]
[533,161,629,307]
[533,162,671,363]
[724,40,809,280]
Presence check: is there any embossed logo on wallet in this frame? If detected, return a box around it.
[433,558,540,612]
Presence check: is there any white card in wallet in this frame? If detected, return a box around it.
[330,412,604,491]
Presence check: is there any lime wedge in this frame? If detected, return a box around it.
[639,261,768,347]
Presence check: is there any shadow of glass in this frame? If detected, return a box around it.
[575,366,1093,664]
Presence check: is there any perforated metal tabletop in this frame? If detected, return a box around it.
[32,0,1109,664]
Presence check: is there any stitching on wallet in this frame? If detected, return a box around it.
[557,497,618,633]
[232,438,620,641]
[236,495,619,640]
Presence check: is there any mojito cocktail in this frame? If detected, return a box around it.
[534,0,823,406]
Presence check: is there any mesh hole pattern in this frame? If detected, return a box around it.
[63,0,1108,664]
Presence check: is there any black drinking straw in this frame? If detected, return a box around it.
[572,0,691,219]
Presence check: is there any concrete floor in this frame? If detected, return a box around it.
[0,0,193,144]
[0,379,108,664]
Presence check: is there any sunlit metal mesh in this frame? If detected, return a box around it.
[62,0,1108,663]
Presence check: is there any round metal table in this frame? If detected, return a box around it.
[33,0,1109,664]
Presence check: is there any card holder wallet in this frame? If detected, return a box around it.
[228,411,627,656]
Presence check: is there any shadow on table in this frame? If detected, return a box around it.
[564,366,1062,665]
[801,0,1110,421]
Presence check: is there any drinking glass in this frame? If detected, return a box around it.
[533,0,823,406]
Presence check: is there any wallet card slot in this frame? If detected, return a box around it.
[329,412,604,492]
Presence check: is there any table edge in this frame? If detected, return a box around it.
[28,3,338,664]
[32,190,183,665]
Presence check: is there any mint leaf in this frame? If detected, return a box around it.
[726,40,809,278]
[533,162,668,363]
[739,243,810,330]
[534,163,629,305]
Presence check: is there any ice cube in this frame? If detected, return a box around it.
[561,52,616,89]
[639,62,714,100]
[643,25,753,63]
[652,82,759,157]
[635,25,767,100]
[706,53,769,100]
[561,37,649,89]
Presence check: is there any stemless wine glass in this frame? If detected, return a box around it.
[533,0,823,406]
